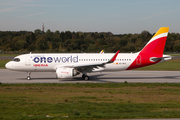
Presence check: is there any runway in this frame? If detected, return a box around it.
[0,69,180,83]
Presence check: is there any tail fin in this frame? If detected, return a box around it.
[100,50,104,54]
[140,27,169,56]
[127,27,169,70]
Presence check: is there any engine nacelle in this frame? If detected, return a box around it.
[56,68,79,78]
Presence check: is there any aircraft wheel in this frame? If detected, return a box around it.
[82,74,85,79]
[27,76,31,80]
[84,76,89,81]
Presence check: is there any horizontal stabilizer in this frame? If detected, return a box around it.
[150,55,172,62]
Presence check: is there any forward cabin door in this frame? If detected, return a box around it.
[25,55,31,66]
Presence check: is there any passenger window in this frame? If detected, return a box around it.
[13,58,20,62]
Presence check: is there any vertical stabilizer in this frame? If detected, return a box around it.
[127,27,169,70]
[140,27,169,56]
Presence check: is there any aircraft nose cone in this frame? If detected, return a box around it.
[5,62,12,69]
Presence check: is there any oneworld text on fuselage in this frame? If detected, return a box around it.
[33,56,78,63]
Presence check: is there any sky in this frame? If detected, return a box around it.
[0,0,180,34]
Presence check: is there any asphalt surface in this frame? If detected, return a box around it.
[0,69,180,83]
[173,56,180,59]
[0,57,14,60]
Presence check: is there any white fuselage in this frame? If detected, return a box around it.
[6,53,138,72]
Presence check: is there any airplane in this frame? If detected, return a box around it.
[5,27,172,80]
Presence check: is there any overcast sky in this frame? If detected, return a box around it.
[0,0,180,34]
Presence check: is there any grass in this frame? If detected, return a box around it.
[170,54,180,56]
[0,60,9,68]
[0,83,180,119]
[0,54,18,57]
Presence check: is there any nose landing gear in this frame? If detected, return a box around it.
[27,72,31,80]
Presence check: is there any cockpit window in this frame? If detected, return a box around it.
[13,58,20,62]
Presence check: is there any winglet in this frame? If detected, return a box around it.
[107,50,120,63]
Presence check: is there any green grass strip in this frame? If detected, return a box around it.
[0,83,180,119]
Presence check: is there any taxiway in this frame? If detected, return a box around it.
[0,69,180,83]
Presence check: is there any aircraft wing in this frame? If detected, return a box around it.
[54,50,120,71]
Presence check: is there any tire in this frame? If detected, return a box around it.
[27,76,31,80]
[84,76,89,80]
[82,74,85,79]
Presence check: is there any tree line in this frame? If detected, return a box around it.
[0,29,180,53]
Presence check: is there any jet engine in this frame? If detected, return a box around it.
[56,68,79,78]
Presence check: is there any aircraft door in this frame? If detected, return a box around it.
[136,55,141,65]
[25,55,31,66]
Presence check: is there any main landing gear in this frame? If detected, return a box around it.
[27,72,31,80]
[82,74,89,80]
